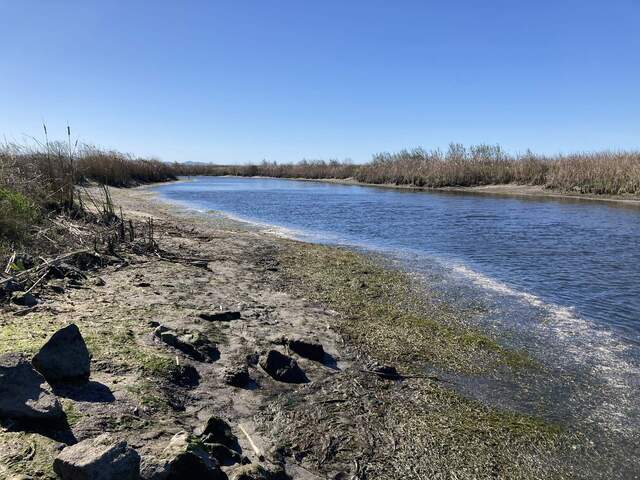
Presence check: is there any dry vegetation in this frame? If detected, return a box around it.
[3,137,639,251]
[212,144,640,196]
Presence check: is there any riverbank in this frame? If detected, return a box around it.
[273,177,640,206]
[0,185,591,479]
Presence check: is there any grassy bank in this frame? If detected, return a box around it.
[207,145,640,197]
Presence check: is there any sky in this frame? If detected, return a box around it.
[1,1,639,164]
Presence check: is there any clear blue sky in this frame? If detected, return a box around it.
[1,1,638,164]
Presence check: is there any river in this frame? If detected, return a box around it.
[153,176,640,475]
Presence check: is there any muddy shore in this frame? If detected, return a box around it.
[0,185,591,479]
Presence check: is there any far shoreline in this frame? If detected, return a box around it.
[162,175,640,207]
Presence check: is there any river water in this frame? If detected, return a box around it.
[153,176,640,475]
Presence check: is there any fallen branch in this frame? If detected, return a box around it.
[0,249,90,286]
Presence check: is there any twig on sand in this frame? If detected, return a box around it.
[24,268,50,294]
[238,424,264,461]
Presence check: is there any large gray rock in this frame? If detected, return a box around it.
[146,431,227,480]
[259,351,307,384]
[0,353,63,421]
[32,324,91,383]
[53,433,140,480]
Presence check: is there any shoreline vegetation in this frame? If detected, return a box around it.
[3,138,640,250]
[0,137,631,477]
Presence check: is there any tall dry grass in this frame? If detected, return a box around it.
[212,144,640,196]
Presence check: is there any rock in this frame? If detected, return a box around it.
[53,433,140,480]
[196,416,240,451]
[287,338,325,362]
[48,263,86,282]
[72,252,103,271]
[93,277,106,287]
[229,464,269,480]
[259,351,307,384]
[229,464,289,480]
[32,324,91,383]
[11,291,38,307]
[369,362,401,380]
[12,253,36,270]
[0,353,63,421]
[0,278,23,300]
[204,443,243,466]
[245,353,260,367]
[49,283,66,294]
[154,326,219,362]
[169,364,200,388]
[135,282,151,288]
[154,431,226,480]
[223,365,251,387]
[199,311,241,322]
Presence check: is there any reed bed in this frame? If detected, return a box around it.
[2,137,639,245]
[212,144,640,196]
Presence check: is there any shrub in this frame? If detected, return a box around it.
[0,187,39,241]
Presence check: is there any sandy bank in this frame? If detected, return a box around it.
[0,185,585,479]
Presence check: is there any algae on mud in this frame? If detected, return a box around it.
[266,240,576,479]
[277,241,536,374]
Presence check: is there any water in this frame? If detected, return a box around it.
[154,176,640,473]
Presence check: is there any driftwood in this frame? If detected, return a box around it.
[0,249,91,286]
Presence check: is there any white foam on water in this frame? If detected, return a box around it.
[449,262,640,435]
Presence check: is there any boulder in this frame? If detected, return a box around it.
[150,431,226,480]
[154,326,219,362]
[287,338,325,362]
[195,416,240,452]
[0,353,63,421]
[11,291,38,307]
[53,434,140,480]
[259,351,307,384]
[32,324,91,383]
[199,311,241,322]
[222,365,251,387]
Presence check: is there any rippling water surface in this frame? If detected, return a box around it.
[154,176,640,475]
